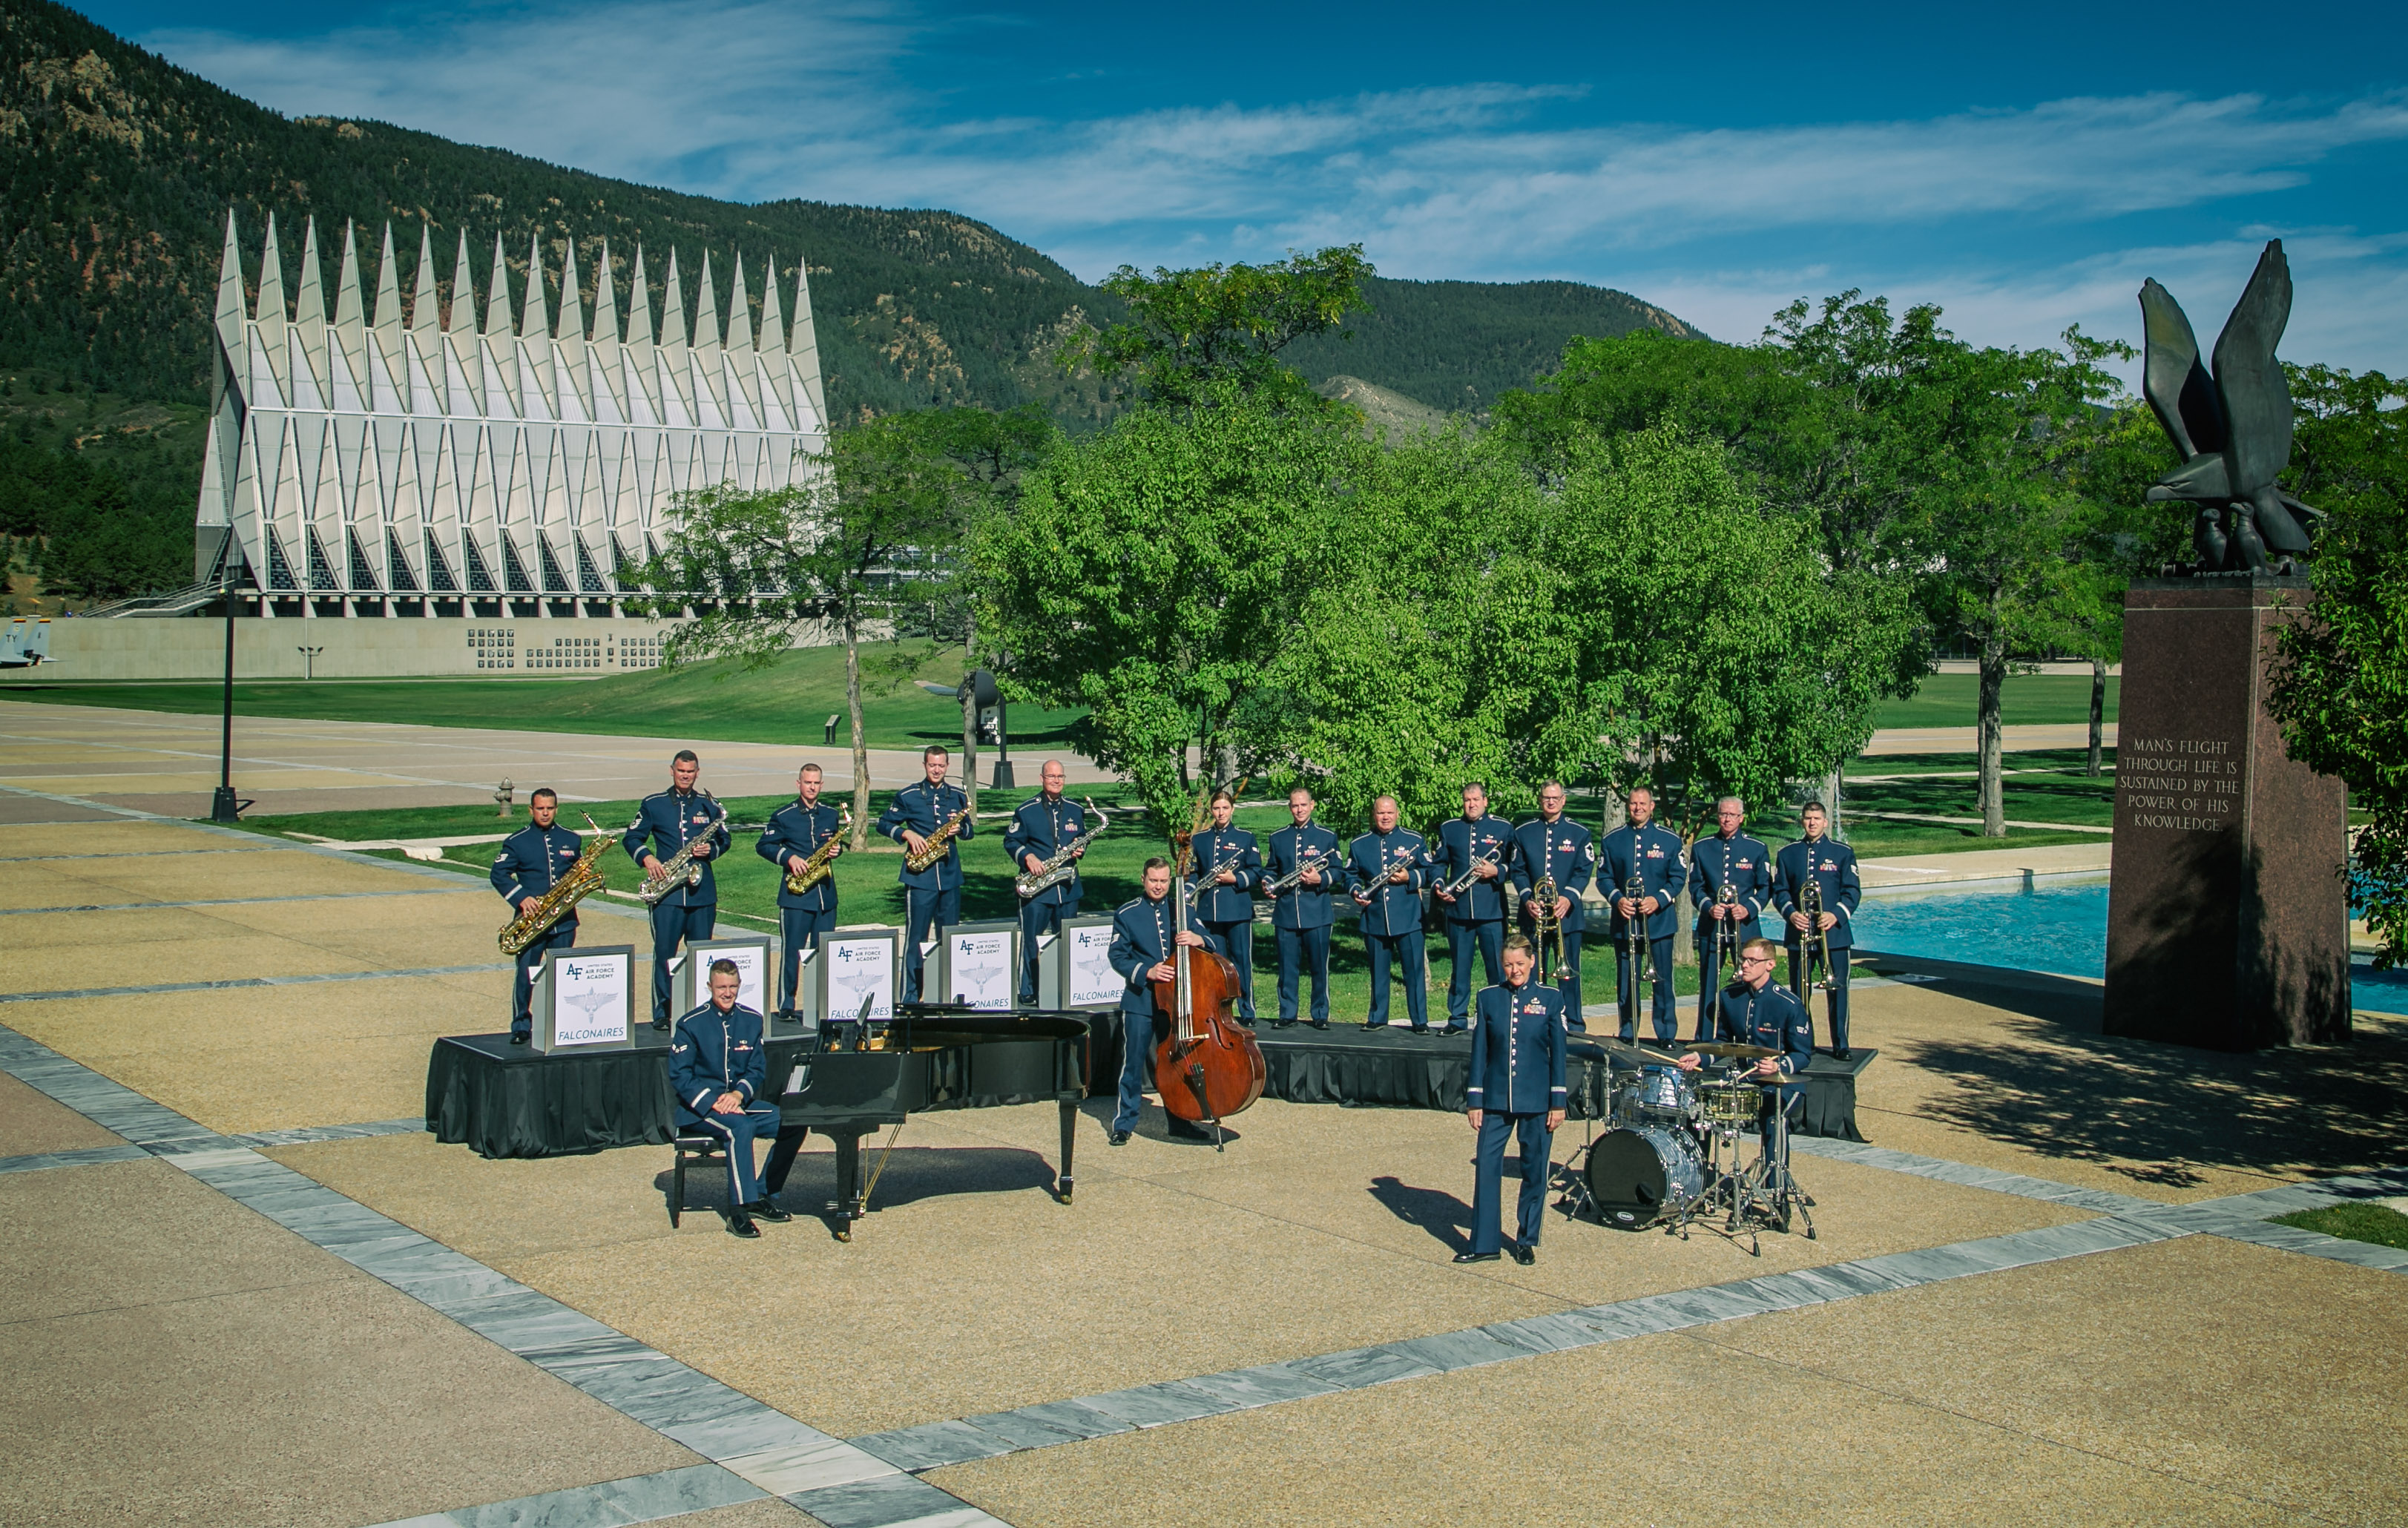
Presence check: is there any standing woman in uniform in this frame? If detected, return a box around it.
[1459,935,1567,1266]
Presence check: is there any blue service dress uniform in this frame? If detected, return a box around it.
[490,819,586,1041]
[1772,834,1863,1054]
[875,779,975,1004]
[1004,794,1088,1000]
[1349,825,1434,1031]
[1599,820,1685,1043]
[1695,977,1815,1155]
[1105,893,1224,1135]
[1186,825,1262,1023]
[668,997,782,1208]
[1686,829,1772,1039]
[754,800,843,1021]
[623,789,729,1024]
[1465,978,1568,1255]
[1504,815,1596,1029]
[1434,814,1515,1031]
[1263,819,1341,1026]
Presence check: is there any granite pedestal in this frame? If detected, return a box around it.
[2103,575,2350,1048]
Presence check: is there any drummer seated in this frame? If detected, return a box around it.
[1678,938,1814,1154]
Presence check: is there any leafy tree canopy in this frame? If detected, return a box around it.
[1062,247,1375,407]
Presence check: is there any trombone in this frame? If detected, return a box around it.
[1797,874,1836,995]
[1530,873,1564,985]
[1618,869,1648,1030]
[1706,880,1737,1040]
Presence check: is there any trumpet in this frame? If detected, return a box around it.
[1016,800,1109,899]
[1438,836,1505,898]
[1260,846,1331,896]
[1352,837,1418,906]
[783,809,852,895]
[904,803,973,874]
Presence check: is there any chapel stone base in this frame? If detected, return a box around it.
[2102,575,2349,1050]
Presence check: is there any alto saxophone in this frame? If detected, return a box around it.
[499,814,614,955]
[784,809,852,895]
[904,803,974,874]
[1016,800,1109,898]
[637,791,724,906]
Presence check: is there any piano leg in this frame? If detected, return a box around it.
[1056,1095,1076,1205]
[829,1127,865,1242]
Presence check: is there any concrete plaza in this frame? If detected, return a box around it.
[2,727,2401,1526]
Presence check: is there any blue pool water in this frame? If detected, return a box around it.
[1852,877,2408,1016]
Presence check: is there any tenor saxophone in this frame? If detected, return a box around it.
[1016,801,1109,898]
[637,791,724,906]
[904,803,974,874]
[499,814,614,955]
[784,809,853,895]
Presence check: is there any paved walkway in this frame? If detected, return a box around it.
[1,779,2403,1527]
[1856,840,2112,890]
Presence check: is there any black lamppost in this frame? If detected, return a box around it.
[210,532,240,823]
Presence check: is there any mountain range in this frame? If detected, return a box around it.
[1,0,1701,427]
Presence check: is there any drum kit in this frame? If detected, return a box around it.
[1561,1038,1815,1255]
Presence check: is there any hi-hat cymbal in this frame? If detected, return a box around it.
[1689,1041,1777,1060]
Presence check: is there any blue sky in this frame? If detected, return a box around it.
[87,0,2408,377]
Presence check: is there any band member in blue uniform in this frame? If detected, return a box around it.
[1505,781,1596,1029]
[1185,789,1261,1025]
[877,745,975,1004]
[1772,800,1862,1058]
[1105,857,1222,1145]
[1005,760,1088,1002]
[491,786,584,1045]
[1678,937,1815,1157]
[1601,784,1685,1044]
[1686,794,1772,1041]
[1458,935,1567,1266]
[1433,783,1513,1036]
[754,763,843,1025]
[1263,788,1340,1030]
[669,959,792,1238]
[624,751,728,1030]
[1349,796,1433,1033]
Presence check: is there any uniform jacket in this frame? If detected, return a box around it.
[1434,815,1515,924]
[876,779,976,892]
[1348,826,1432,937]
[1687,831,1773,941]
[622,788,729,909]
[1003,794,1089,909]
[1599,822,1685,941]
[668,999,769,1119]
[491,821,588,931]
[1108,894,1225,1018]
[1773,836,1862,950]
[1700,979,1815,1078]
[1185,825,1260,925]
[1263,822,1343,932]
[1466,980,1568,1115]
[1505,817,1597,934]
[755,800,844,913]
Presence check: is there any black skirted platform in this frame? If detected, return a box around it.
[427,1020,1872,1159]
[1251,1023,1872,1141]
[427,1027,1081,1159]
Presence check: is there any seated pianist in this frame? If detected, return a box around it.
[671,958,792,1239]
[1677,935,1815,1158]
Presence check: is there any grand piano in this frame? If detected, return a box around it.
[760,1004,1091,1241]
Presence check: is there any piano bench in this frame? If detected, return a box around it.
[668,1131,726,1228]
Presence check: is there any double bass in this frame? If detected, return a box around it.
[1151,792,1266,1150]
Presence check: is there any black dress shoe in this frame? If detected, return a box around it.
[1409,1025,1432,1037]
[1513,1244,1536,1266]
[1833,1047,1852,1061]
[723,1210,760,1239]
[652,1018,671,1033]
[1272,1019,1297,1030]
[509,1033,529,1046]
[1108,1130,1131,1147]
[1167,1119,1213,1141]
[1363,1021,1389,1032]
[1307,1020,1329,1031]
[1453,1250,1500,1264]
[1441,1024,1467,1036]
[743,1199,792,1223]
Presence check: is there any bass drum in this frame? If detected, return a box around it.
[1585,1125,1705,1229]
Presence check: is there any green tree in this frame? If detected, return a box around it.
[639,415,979,845]
[2266,364,2408,966]
[1061,247,1375,407]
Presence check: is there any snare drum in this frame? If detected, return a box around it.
[1585,1125,1706,1228]
[1625,1064,1697,1124]
[1700,1078,1762,1128]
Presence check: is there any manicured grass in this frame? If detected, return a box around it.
[1850,748,2113,777]
[0,639,1085,752]
[1843,772,2117,829]
[2269,1203,2408,1251]
[1872,673,2118,730]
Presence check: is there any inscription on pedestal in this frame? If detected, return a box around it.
[2119,737,2241,834]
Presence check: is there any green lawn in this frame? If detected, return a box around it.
[0,640,1085,752]
[2269,1204,2408,1251]
[1871,673,2116,730]
[1842,771,2117,829]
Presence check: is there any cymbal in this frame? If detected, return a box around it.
[1689,1041,1777,1060]
[1576,1036,1686,1067]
